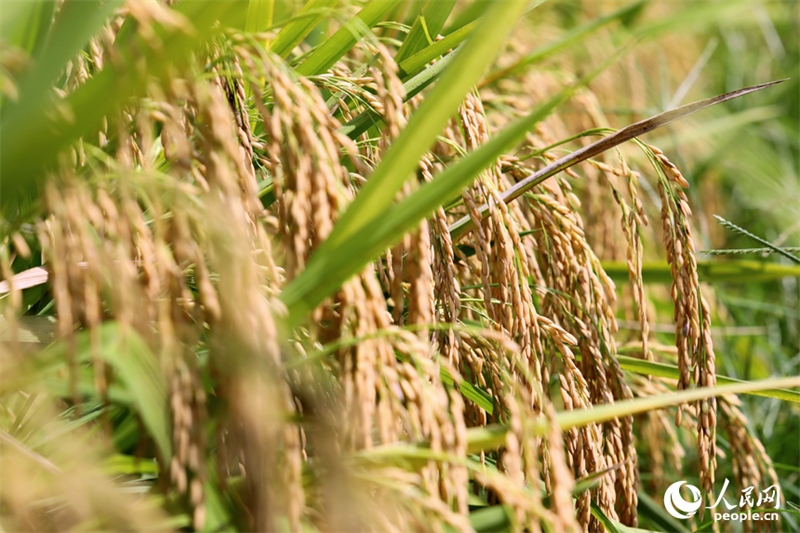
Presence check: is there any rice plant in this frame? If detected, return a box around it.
[1,1,798,532]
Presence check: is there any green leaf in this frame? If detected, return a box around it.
[281,1,535,325]
[590,500,623,533]
[282,83,570,325]
[636,491,692,533]
[558,375,800,434]
[27,405,105,449]
[363,376,800,459]
[0,0,125,193]
[246,0,275,34]
[398,18,478,77]
[601,260,800,284]
[282,42,630,324]
[573,464,624,495]
[338,50,456,139]
[102,454,159,476]
[440,367,495,414]
[469,505,512,533]
[443,1,493,34]
[100,325,171,460]
[340,0,551,136]
[270,0,340,58]
[616,355,800,403]
[0,1,239,208]
[0,0,56,56]
[394,0,457,64]
[23,0,123,91]
[37,322,172,460]
[41,367,134,407]
[203,462,236,532]
[296,0,402,76]
[320,0,528,249]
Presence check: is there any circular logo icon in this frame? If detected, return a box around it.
[664,481,703,519]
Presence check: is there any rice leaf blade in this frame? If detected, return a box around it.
[296,0,402,76]
[246,0,275,33]
[394,0,457,63]
[309,0,529,265]
[282,65,567,324]
[96,324,172,460]
[398,18,478,77]
[601,259,800,284]
[469,505,512,533]
[338,51,457,139]
[282,40,626,322]
[270,0,340,58]
[0,1,239,208]
[363,376,800,457]
[590,501,623,533]
[0,0,56,56]
[637,492,692,533]
[616,356,800,403]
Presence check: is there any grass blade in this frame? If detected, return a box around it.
[296,0,401,76]
[362,376,800,458]
[0,0,124,196]
[637,492,692,533]
[282,60,568,325]
[32,322,171,459]
[282,43,628,323]
[398,18,478,77]
[246,0,275,34]
[0,1,239,207]
[394,0,457,64]
[443,0,492,35]
[601,259,800,284]
[321,0,528,251]
[533,376,799,448]
[270,0,340,58]
[0,0,56,56]
[469,505,511,533]
[440,367,495,414]
[590,501,623,533]
[23,0,123,91]
[616,355,800,404]
[95,325,171,460]
[338,50,456,139]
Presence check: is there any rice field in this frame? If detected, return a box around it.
[1,1,798,532]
